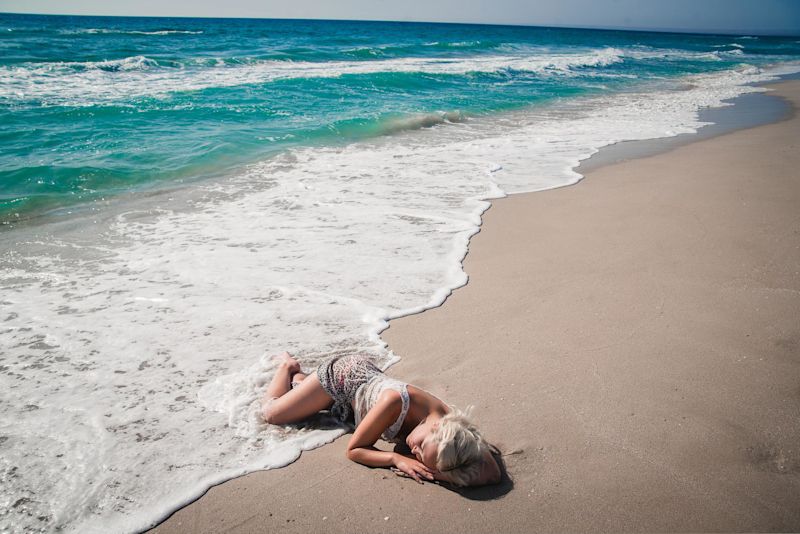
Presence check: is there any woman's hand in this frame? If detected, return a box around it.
[392,454,435,484]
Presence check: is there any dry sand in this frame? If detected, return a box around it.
[154,80,800,533]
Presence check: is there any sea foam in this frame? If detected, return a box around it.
[0,46,716,107]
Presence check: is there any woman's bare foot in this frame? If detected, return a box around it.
[272,351,301,374]
[264,352,303,400]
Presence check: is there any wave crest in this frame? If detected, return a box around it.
[343,39,499,58]
[92,55,161,72]
[60,28,203,35]
[0,46,735,107]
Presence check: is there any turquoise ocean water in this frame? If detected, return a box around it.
[2,13,800,534]
[2,14,799,223]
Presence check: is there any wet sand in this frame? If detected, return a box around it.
[154,80,800,533]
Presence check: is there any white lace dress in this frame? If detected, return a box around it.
[316,354,410,442]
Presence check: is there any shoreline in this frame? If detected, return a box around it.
[575,79,794,175]
[153,80,800,532]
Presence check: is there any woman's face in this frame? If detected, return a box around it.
[406,416,439,469]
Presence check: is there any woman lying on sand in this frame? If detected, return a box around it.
[261,352,501,486]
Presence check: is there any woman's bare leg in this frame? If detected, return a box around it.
[261,353,334,425]
[291,371,308,386]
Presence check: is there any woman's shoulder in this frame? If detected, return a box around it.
[376,386,403,406]
[371,386,407,422]
[405,384,448,413]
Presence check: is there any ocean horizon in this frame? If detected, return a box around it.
[1,12,800,533]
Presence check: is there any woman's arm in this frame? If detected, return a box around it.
[345,389,434,483]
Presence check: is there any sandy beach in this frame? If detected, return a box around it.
[154,80,800,533]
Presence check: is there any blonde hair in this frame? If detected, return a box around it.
[432,407,489,487]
